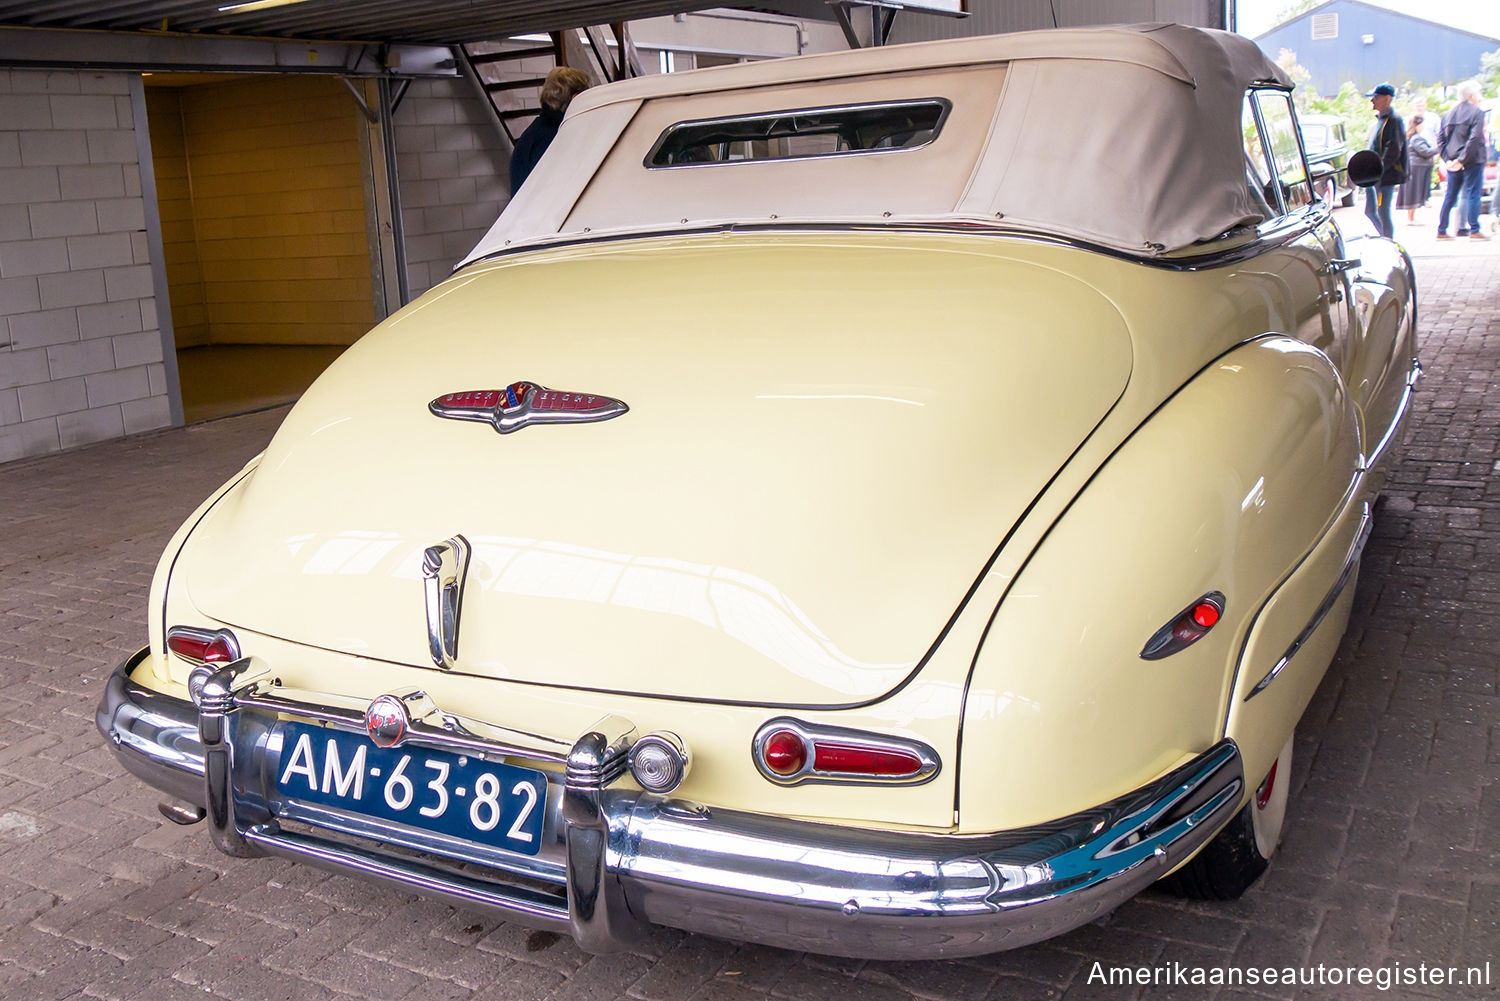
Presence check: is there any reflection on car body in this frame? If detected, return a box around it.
[98,23,1417,959]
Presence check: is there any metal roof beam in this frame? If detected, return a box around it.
[0,0,757,45]
[0,26,458,75]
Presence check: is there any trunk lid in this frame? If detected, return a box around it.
[182,233,1132,707]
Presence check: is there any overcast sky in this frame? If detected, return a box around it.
[1236,0,1500,40]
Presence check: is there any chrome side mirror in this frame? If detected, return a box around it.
[1347,149,1382,188]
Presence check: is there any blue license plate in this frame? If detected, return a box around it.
[274,721,547,856]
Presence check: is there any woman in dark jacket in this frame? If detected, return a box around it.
[1398,113,1436,224]
[509,67,592,194]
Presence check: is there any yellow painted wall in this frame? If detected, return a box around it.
[148,76,375,347]
[145,88,210,349]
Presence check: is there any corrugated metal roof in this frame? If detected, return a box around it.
[0,0,726,44]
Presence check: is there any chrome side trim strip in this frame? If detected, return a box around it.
[1359,358,1422,473]
[1245,505,1373,701]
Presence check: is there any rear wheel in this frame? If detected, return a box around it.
[1164,734,1292,900]
[1339,187,1355,208]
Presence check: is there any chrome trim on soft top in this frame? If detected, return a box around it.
[99,652,1245,959]
[644,98,953,170]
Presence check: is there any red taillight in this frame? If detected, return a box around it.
[166,627,240,665]
[762,729,807,776]
[754,720,938,786]
[1191,601,1221,628]
[812,742,923,778]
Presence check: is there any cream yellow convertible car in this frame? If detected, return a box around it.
[99,24,1416,958]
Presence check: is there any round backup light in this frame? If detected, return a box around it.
[761,729,808,777]
[187,666,213,708]
[629,733,690,794]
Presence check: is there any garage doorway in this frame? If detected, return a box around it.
[144,74,379,423]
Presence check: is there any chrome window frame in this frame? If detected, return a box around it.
[643,97,954,170]
[1251,87,1317,214]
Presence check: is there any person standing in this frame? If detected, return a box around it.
[508,66,592,194]
[1398,113,1436,224]
[1435,79,1488,240]
[1363,83,1406,239]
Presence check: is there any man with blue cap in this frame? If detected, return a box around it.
[1363,83,1405,238]
[1435,79,1488,240]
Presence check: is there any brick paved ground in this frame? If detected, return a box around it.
[0,227,1496,1000]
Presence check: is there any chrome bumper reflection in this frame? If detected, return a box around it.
[98,649,1244,959]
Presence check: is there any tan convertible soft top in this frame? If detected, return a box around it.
[461,23,1292,263]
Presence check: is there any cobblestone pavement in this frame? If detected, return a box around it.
[0,237,1497,1001]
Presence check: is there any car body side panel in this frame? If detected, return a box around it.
[958,336,1361,832]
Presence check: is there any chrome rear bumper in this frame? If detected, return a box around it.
[98,649,1244,959]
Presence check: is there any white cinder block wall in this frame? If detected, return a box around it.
[0,68,172,464]
[394,76,512,298]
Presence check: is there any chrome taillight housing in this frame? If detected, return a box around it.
[166,625,240,666]
[167,626,242,707]
[752,718,939,786]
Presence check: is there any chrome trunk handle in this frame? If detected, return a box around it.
[422,535,471,670]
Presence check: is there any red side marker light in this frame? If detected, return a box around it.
[1140,592,1225,661]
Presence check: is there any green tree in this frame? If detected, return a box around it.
[1481,48,1500,98]
[1276,48,1311,94]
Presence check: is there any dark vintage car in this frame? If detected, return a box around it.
[1300,113,1355,207]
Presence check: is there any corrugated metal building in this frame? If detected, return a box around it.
[1254,0,1500,95]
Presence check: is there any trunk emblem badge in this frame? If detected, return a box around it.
[366,695,408,748]
[429,382,628,434]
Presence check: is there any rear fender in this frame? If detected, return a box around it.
[1226,493,1369,795]
[956,336,1360,833]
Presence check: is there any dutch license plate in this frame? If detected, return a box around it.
[274,721,547,855]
